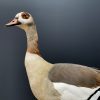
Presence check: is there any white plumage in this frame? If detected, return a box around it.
[54,83,100,100]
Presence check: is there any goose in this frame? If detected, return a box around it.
[6,12,100,100]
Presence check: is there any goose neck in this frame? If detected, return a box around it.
[25,25,41,56]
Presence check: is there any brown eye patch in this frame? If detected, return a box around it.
[21,12,30,19]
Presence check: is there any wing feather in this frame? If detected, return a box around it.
[48,63,100,88]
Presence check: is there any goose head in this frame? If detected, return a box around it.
[6,12,35,30]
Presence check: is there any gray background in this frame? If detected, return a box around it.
[0,0,100,100]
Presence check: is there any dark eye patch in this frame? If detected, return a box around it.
[21,12,30,19]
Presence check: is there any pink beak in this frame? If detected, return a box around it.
[6,18,21,27]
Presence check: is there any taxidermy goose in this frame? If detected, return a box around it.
[6,12,100,100]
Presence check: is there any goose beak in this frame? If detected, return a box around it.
[5,18,21,27]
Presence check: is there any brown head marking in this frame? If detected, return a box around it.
[21,12,30,19]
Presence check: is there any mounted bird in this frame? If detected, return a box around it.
[6,12,100,100]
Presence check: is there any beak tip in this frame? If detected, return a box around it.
[5,24,8,27]
[5,23,10,27]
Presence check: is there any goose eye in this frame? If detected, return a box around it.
[21,12,30,19]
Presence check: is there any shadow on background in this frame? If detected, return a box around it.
[0,0,100,100]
